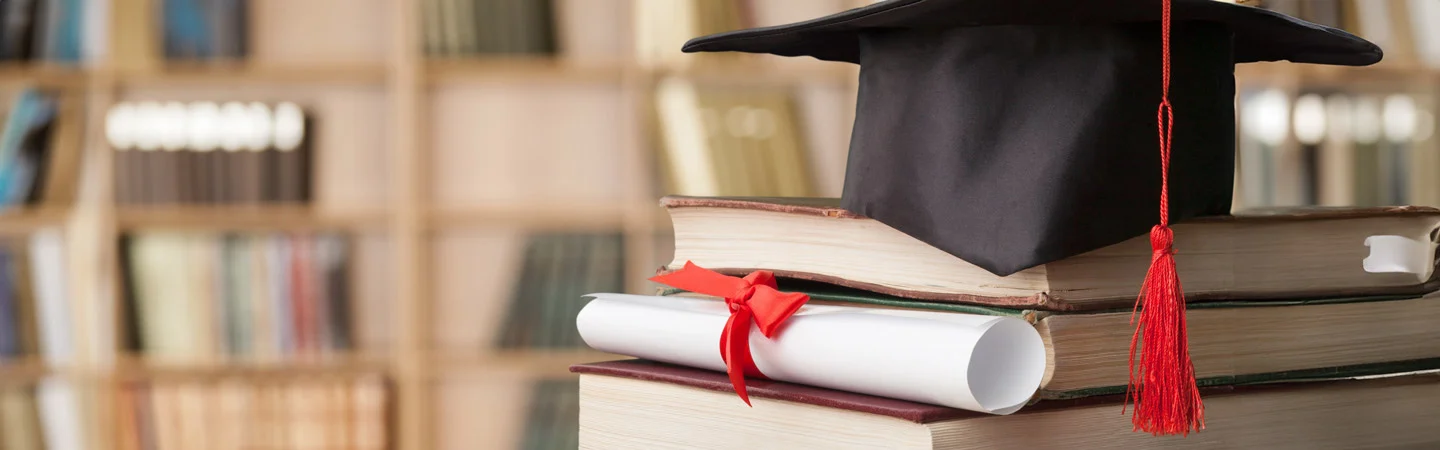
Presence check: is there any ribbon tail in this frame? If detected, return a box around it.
[722,308,755,406]
[650,261,751,298]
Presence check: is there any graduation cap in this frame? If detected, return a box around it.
[680,0,1381,436]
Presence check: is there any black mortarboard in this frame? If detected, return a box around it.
[681,0,1382,277]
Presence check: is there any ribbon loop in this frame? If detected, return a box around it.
[651,262,810,406]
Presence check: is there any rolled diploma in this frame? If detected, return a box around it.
[576,293,1046,415]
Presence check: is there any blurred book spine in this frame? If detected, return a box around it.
[116,375,390,450]
[121,231,354,364]
[106,101,313,206]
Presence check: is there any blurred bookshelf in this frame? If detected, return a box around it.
[0,0,1430,449]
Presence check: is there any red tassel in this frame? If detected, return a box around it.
[1126,225,1204,435]
[1124,0,1203,436]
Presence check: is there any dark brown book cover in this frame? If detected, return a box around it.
[234,149,264,205]
[571,359,1440,425]
[174,148,196,204]
[114,146,135,204]
[272,116,314,204]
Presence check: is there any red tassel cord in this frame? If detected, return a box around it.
[1124,0,1204,436]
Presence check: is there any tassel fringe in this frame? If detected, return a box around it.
[1126,225,1204,435]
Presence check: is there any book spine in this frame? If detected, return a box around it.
[289,234,315,356]
[268,235,293,356]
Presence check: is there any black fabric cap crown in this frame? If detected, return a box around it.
[681,0,1382,276]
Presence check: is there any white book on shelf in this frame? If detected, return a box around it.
[29,228,72,366]
[36,377,85,450]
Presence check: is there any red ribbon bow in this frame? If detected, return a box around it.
[649,261,809,406]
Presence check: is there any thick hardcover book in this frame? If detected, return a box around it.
[573,360,1440,449]
[660,195,1440,311]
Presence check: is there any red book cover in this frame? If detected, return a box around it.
[290,235,315,355]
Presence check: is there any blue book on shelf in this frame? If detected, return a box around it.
[0,89,55,209]
[163,0,214,59]
[53,0,83,61]
[0,90,55,208]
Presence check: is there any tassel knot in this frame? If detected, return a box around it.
[1149,225,1174,256]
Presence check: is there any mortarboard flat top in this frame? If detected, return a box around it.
[682,0,1380,66]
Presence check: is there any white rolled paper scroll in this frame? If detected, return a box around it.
[576,293,1046,415]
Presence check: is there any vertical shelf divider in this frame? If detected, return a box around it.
[389,1,431,449]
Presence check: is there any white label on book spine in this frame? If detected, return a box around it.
[1363,235,1436,281]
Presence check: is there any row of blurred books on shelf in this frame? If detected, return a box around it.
[0,379,84,450]
[1263,0,1440,68]
[497,232,624,350]
[422,0,556,56]
[0,0,98,64]
[654,79,815,197]
[106,100,313,205]
[420,0,858,67]
[121,232,352,364]
[1238,87,1437,209]
[115,376,388,450]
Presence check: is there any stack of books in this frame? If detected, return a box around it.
[572,196,1440,448]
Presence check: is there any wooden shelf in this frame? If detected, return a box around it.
[424,56,857,86]
[430,350,625,378]
[426,57,634,84]
[0,63,90,88]
[0,359,50,383]
[115,205,388,231]
[428,203,663,229]
[115,62,389,86]
[0,207,69,234]
[114,354,391,381]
